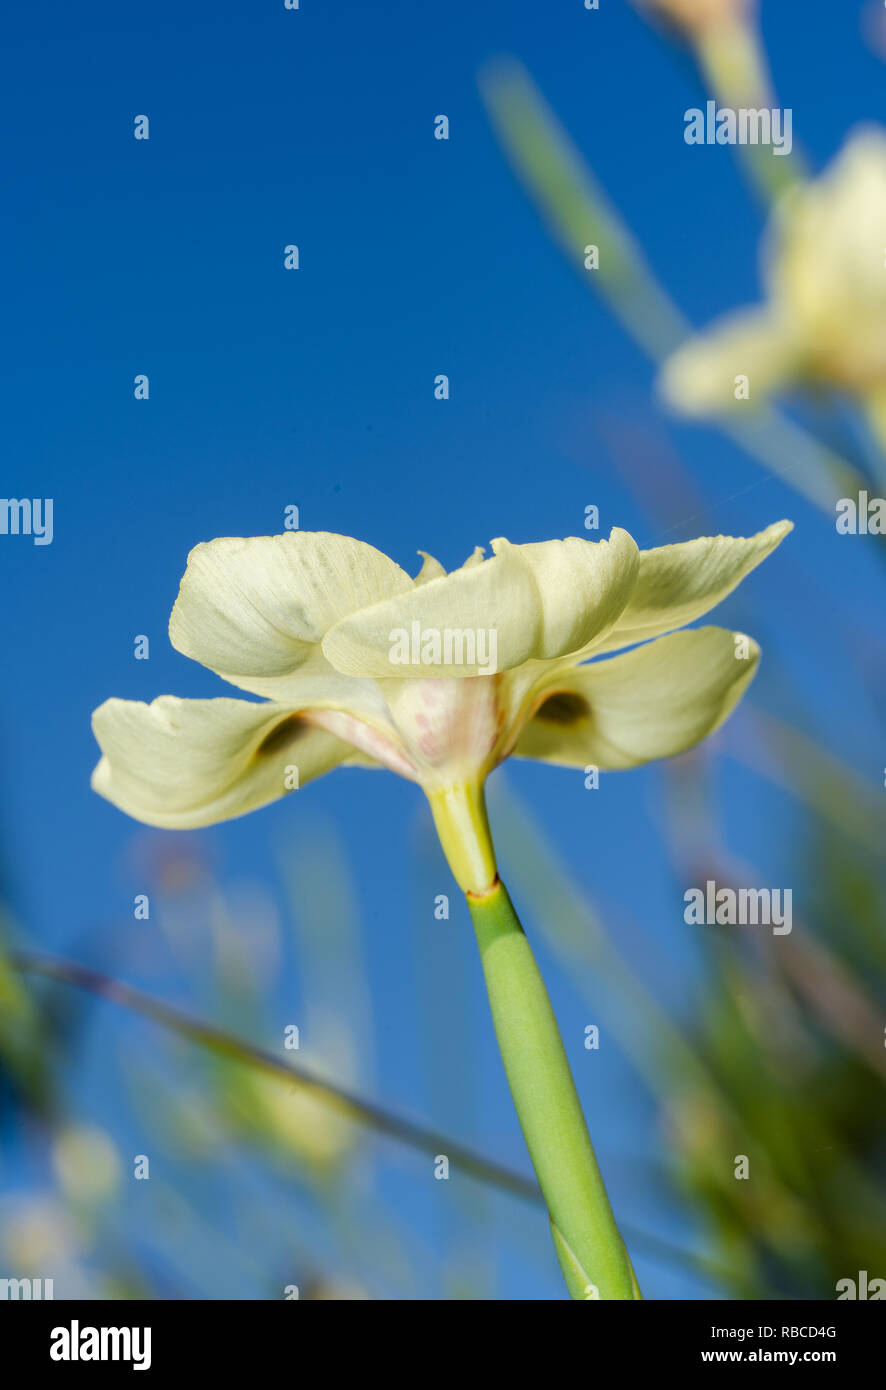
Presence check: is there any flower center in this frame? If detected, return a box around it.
[383,675,504,790]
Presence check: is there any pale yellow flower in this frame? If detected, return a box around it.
[660,129,886,412]
[91,523,790,892]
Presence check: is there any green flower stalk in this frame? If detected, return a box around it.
[91,522,790,1298]
[469,875,639,1299]
[633,0,801,202]
[633,0,750,32]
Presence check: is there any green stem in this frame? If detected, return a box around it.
[467,878,640,1300]
[694,19,804,203]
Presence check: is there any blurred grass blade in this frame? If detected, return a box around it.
[693,17,806,200]
[734,710,886,864]
[11,949,731,1284]
[0,942,51,1106]
[12,951,539,1204]
[481,56,686,359]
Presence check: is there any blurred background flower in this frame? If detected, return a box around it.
[659,129,886,442]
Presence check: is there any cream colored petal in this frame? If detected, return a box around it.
[461,545,486,569]
[168,532,414,695]
[490,528,639,659]
[185,669,414,771]
[770,128,886,388]
[594,520,791,655]
[658,309,800,416]
[321,545,544,677]
[91,696,354,829]
[415,551,447,584]
[514,627,759,769]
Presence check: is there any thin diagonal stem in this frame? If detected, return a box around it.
[12,951,539,1203]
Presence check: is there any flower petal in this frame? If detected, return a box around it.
[91,696,355,829]
[514,627,759,769]
[594,520,791,654]
[461,545,486,569]
[658,310,801,415]
[415,551,447,584]
[768,129,886,388]
[169,532,414,696]
[490,528,639,659]
[321,545,544,677]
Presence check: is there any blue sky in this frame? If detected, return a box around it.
[2,0,885,1299]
